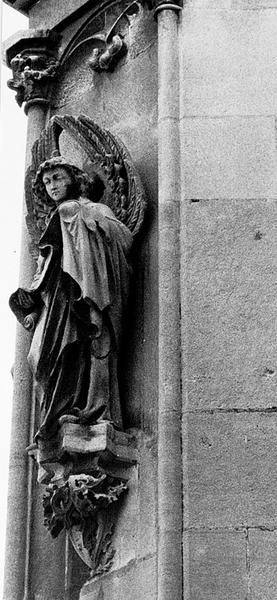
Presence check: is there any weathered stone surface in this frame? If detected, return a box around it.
[233,0,277,10]
[248,530,277,599]
[180,118,277,199]
[135,432,157,559]
[74,433,157,598]
[184,412,277,529]
[29,0,91,29]
[80,555,156,600]
[183,531,248,600]
[186,0,231,8]
[53,45,158,150]
[180,9,277,116]
[182,200,277,410]
[87,432,156,575]
[33,422,138,471]
[29,484,67,599]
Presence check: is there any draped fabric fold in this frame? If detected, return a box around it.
[10,198,133,439]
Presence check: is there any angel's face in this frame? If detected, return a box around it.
[42,168,73,204]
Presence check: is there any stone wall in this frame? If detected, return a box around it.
[180,2,277,598]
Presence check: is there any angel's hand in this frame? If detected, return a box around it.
[18,289,35,309]
[36,254,46,274]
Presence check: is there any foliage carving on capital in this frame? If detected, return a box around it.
[7,52,59,107]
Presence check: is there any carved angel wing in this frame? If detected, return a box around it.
[25,115,147,256]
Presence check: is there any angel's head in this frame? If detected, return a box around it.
[33,156,105,205]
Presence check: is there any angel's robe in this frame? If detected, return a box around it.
[10,197,133,439]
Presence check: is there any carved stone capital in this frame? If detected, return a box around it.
[2,29,61,113]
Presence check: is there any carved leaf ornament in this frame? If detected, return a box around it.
[43,470,127,575]
[7,52,59,107]
[25,114,146,256]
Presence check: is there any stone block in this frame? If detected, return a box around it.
[180,9,277,116]
[29,0,91,29]
[135,432,157,559]
[29,485,67,599]
[55,421,138,463]
[248,530,277,599]
[28,422,138,485]
[185,412,277,528]
[85,432,156,573]
[186,0,231,8]
[233,0,277,11]
[52,11,158,136]
[180,118,277,200]
[106,465,139,571]
[182,200,277,410]
[183,531,248,599]
[80,555,156,600]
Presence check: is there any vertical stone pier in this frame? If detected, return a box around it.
[179,3,277,598]
[3,28,66,600]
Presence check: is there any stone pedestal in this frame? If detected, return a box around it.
[28,422,138,484]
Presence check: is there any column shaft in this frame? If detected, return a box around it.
[157,8,183,600]
[3,104,48,600]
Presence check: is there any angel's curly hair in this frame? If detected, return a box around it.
[32,156,105,204]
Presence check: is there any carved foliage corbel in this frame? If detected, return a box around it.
[32,421,139,578]
[43,469,128,577]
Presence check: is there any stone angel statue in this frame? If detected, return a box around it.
[10,115,146,441]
